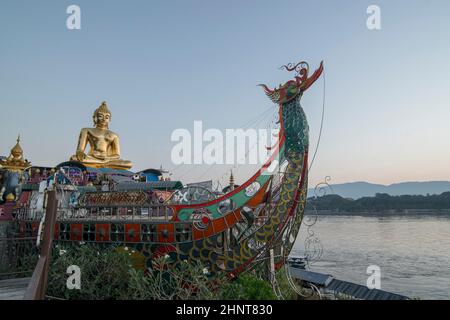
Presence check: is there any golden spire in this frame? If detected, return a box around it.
[0,135,31,171]
[10,135,23,159]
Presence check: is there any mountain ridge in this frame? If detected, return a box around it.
[308,181,450,200]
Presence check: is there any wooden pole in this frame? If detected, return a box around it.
[24,190,57,300]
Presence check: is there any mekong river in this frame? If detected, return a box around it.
[292,214,450,299]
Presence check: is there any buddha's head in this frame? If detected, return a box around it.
[93,101,112,129]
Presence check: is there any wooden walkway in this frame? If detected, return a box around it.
[0,277,31,300]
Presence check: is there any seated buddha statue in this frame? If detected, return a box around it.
[70,102,133,170]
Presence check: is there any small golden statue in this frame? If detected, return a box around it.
[0,135,31,202]
[0,135,31,171]
[70,102,133,170]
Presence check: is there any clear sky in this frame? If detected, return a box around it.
[1,0,450,188]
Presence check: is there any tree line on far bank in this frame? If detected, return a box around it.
[306,192,450,212]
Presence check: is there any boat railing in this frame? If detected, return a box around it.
[15,204,175,222]
[13,203,274,245]
[0,232,38,281]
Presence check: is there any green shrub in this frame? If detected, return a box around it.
[47,243,133,300]
[46,244,286,300]
[127,258,222,300]
[220,273,277,300]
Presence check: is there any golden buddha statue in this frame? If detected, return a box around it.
[70,102,133,170]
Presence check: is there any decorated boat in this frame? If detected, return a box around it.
[0,59,323,277]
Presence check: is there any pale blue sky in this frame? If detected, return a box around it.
[1,0,450,188]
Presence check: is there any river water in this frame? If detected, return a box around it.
[292,214,450,299]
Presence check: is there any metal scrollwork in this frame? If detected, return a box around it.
[302,177,333,265]
[313,175,333,198]
[280,61,310,78]
[284,177,333,299]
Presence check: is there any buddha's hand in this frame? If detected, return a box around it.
[76,151,86,161]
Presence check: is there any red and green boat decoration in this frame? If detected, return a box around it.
[0,59,324,277]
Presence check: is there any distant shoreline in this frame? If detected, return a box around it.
[304,209,450,216]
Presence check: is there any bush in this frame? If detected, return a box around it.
[46,243,285,300]
[127,257,223,300]
[220,273,277,300]
[47,243,133,300]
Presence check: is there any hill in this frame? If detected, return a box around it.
[308,181,450,199]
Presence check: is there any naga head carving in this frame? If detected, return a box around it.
[259,60,324,104]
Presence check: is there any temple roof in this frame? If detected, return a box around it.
[138,168,163,176]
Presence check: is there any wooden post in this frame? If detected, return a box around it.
[24,190,57,300]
